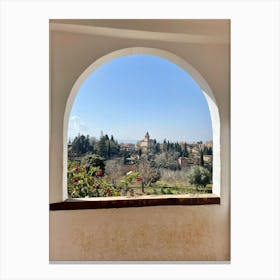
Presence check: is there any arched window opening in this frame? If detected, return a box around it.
[63,48,220,202]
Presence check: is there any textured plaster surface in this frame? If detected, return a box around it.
[50,205,229,261]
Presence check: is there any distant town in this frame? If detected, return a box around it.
[68,131,213,170]
[67,132,213,198]
[119,132,212,170]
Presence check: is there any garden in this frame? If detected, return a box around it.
[67,154,212,198]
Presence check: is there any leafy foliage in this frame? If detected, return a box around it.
[187,166,211,191]
[69,133,120,159]
[70,134,92,155]
[67,133,213,197]
[81,154,105,174]
[203,146,213,155]
[67,159,119,198]
[118,171,140,196]
[200,150,204,166]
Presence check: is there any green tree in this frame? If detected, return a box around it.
[81,154,105,175]
[89,136,97,153]
[162,139,167,152]
[120,148,130,164]
[204,146,213,155]
[200,150,204,166]
[109,137,120,157]
[188,166,211,191]
[97,135,107,157]
[182,143,189,157]
[167,141,171,152]
[107,140,111,159]
[151,139,160,154]
[118,171,139,196]
[70,134,92,155]
[155,142,161,154]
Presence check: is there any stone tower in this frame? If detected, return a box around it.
[139,131,154,153]
[144,131,150,141]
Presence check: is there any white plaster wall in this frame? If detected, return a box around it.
[49,20,230,261]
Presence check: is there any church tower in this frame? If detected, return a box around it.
[139,131,154,153]
[144,131,150,141]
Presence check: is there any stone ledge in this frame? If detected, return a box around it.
[50,194,220,210]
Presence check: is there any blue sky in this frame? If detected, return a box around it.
[69,54,212,143]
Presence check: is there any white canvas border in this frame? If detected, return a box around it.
[0,0,279,279]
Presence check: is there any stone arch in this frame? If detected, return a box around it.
[63,47,221,199]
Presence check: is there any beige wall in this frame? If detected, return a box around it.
[49,20,230,261]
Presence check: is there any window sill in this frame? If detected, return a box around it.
[50,194,220,211]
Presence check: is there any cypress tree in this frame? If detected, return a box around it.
[200,150,204,166]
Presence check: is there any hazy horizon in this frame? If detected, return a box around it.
[69,133,212,144]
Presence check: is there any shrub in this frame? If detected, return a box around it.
[81,154,105,175]
[67,159,119,198]
[117,171,139,196]
[187,165,211,191]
